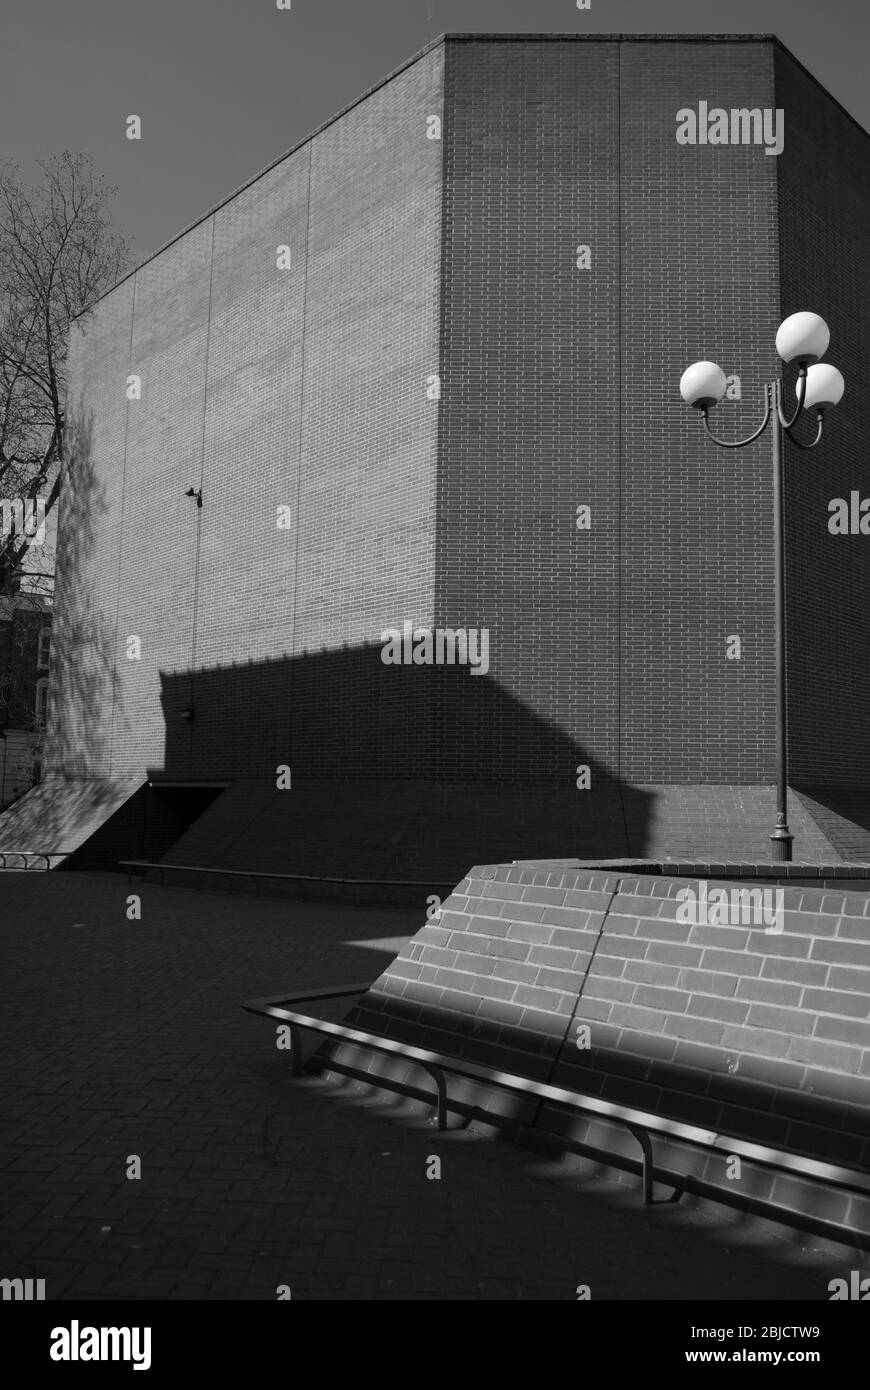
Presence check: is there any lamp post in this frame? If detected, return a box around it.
[680,313,845,863]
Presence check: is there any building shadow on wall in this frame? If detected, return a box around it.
[793,785,870,862]
[0,405,125,853]
[144,646,654,877]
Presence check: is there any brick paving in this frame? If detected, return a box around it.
[0,872,857,1300]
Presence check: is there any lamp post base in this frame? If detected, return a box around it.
[770,828,794,863]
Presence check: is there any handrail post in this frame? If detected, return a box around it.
[421,1064,449,1131]
[626,1124,655,1204]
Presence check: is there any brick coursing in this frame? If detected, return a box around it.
[31,37,870,873]
[327,859,870,1234]
[774,49,870,785]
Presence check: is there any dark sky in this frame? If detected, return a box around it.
[4,0,869,263]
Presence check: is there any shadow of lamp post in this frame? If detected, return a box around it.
[680,312,845,863]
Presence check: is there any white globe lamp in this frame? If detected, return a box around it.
[680,361,727,409]
[776,312,830,365]
[798,363,844,410]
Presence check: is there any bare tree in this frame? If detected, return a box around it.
[0,152,127,590]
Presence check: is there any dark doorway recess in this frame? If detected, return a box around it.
[61,782,225,871]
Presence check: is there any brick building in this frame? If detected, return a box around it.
[2,33,869,876]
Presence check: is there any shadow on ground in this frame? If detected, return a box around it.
[0,873,856,1299]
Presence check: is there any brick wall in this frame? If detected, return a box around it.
[774,46,870,785]
[54,44,444,785]
[619,41,780,783]
[40,37,870,872]
[436,39,784,789]
[436,39,620,782]
[51,285,134,778]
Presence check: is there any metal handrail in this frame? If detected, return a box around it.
[243,986,870,1210]
[0,851,60,870]
[120,859,449,896]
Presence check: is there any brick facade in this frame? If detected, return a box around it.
[53,44,444,786]
[23,35,870,872]
[774,47,870,785]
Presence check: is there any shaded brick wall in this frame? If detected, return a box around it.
[619,41,780,783]
[774,47,870,785]
[436,39,620,783]
[436,38,783,788]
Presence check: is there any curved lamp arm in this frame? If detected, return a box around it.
[784,410,825,451]
[702,387,771,449]
[778,368,808,430]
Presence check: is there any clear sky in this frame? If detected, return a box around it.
[3,0,869,264]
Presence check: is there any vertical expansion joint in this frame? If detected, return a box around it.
[286,142,314,772]
[615,38,626,843]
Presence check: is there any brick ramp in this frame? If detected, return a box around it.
[155,777,632,882]
[0,774,144,868]
[155,778,840,884]
[319,862,870,1241]
[794,788,870,862]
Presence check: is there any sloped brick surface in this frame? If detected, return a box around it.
[0,773,143,862]
[325,861,870,1238]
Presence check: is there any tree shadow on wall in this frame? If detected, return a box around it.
[0,404,125,852]
[146,646,654,875]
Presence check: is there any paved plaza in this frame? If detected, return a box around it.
[0,872,857,1300]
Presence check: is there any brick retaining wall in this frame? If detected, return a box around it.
[322,859,870,1243]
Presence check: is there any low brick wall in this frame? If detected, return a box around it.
[322,860,870,1245]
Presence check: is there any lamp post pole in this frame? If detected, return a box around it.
[680,314,845,865]
[769,381,792,862]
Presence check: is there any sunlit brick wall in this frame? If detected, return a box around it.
[53,44,444,784]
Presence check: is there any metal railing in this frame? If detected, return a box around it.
[243,985,870,1214]
[120,860,448,896]
[0,851,60,870]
